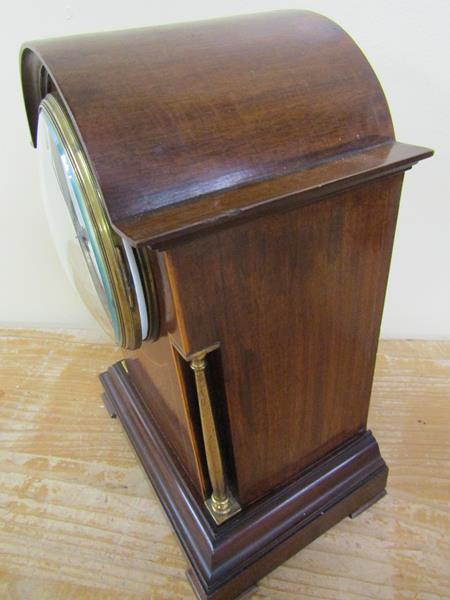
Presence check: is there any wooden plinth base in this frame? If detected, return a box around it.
[100,361,388,600]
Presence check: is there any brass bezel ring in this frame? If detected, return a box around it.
[39,93,159,349]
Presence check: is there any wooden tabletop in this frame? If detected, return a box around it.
[0,330,449,599]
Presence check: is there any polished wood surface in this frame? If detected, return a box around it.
[125,337,207,495]
[1,330,449,599]
[18,11,435,597]
[102,357,390,600]
[120,141,431,246]
[122,251,209,497]
[20,11,431,245]
[164,174,403,505]
[20,9,433,511]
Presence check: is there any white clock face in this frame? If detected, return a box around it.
[36,94,152,348]
[37,108,117,338]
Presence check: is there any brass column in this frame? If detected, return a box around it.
[190,352,240,524]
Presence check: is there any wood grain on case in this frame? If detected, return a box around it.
[124,339,207,495]
[164,174,403,505]
[19,9,434,599]
[20,11,430,246]
[101,360,388,600]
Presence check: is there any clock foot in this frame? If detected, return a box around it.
[349,488,387,519]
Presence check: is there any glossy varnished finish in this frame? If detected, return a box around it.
[20,10,434,599]
[123,141,431,245]
[20,10,432,246]
[101,361,388,600]
[125,339,207,495]
[124,254,208,496]
[164,174,404,504]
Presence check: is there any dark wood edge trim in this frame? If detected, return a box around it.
[120,141,433,247]
[100,360,388,598]
[99,363,215,574]
[349,488,387,519]
[188,469,388,599]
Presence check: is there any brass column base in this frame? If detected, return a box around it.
[205,491,241,525]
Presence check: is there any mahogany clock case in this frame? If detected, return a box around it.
[21,10,433,600]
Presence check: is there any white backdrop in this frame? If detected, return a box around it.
[1,0,448,338]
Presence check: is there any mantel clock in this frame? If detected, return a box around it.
[21,11,433,599]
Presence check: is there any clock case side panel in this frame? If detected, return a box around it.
[99,171,402,597]
[114,251,210,498]
[163,173,404,506]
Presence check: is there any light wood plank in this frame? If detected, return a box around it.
[0,331,449,599]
